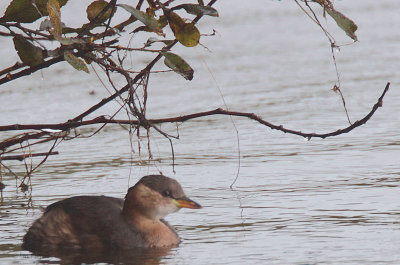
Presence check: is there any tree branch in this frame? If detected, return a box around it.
[0,0,218,153]
[0,151,59,161]
[0,55,64,85]
[70,0,217,122]
[0,83,390,146]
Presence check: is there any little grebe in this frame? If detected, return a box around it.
[22,175,201,253]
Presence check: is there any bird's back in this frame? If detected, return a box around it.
[22,195,148,253]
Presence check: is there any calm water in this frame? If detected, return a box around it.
[1,0,400,264]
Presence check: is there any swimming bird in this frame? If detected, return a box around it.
[22,175,201,254]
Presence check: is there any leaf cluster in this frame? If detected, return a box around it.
[0,0,219,189]
[0,0,219,78]
[0,0,379,194]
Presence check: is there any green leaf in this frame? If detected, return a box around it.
[315,0,358,41]
[118,4,163,34]
[86,0,114,23]
[1,0,68,23]
[164,10,200,47]
[325,7,358,41]
[163,52,194,80]
[64,51,90,73]
[47,0,62,37]
[13,35,44,66]
[144,37,174,47]
[172,4,219,17]
[1,0,41,23]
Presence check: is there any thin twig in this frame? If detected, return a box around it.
[0,152,59,161]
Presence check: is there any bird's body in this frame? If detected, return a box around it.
[22,175,201,254]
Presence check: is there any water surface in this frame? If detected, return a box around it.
[1,0,400,264]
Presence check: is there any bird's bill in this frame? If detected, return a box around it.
[173,197,202,209]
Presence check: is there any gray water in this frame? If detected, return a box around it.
[1,0,400,264]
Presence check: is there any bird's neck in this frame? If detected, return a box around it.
[122,208,180,247]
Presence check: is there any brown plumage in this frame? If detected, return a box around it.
[22,175,201,254]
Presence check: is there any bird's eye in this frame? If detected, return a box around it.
[163,190,171,197]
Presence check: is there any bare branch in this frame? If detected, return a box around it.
[0,83,390,145]
[0,55,64,85]
[0,152,59,161]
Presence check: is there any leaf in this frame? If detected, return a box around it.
[47,0,62,37]
[1,0,68,23]
[34,0,68,15]
[325,8,358,41]
[164,10,200,47]
[1,0,41,23]
[40,19,70,36]
[39,19,53,31]
[172,4,219,17]
[158,15,168,28]
[62,23,94,34]
[144,37,174,47]
[176,23,200,47]
[83,52,96,64]
[118,4,163,34]
[13,35,44,66]
[64,51,90,73]
[56,37,86,45]
[86,0,114,23]
[316,0,358,41]
[163,52,194,80]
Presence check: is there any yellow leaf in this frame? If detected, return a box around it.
[164,10,200,47]
[86,0,114,23]
[47,0,62,37]
[175,22,200,47]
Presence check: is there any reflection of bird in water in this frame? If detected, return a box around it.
[22,175,202,255]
